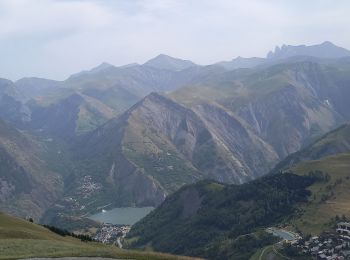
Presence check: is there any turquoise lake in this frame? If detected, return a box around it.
[89,207,154,225]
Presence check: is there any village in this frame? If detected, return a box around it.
[93,223,131,247]
[287,222,350,259]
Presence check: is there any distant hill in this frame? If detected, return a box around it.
[144,54,197,71]
[267,41,350,60]
[0,212,197,260]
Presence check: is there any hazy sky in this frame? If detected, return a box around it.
[0,0,349,81]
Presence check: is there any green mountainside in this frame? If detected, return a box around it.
[126,173,315,259]
[290,153,350,235]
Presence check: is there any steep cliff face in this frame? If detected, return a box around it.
[193,103,278,181]
[122,93,279,185]
[236,83,340,158]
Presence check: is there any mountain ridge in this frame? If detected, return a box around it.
[143,54,197,71]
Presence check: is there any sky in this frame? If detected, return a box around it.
[0,0,349,81]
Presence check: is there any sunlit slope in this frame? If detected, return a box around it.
[290,153,350,234]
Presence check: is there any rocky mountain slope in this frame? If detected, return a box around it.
[0,119,63,219]
[40,92,278,226]
[171,58,350,159]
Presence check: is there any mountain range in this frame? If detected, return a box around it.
[1,41,350,230]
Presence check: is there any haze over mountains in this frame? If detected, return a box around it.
[1,41,350,231]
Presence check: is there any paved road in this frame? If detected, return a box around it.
[258,246,270,260]
[22,258,129,260]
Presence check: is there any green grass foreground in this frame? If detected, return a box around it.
[0,213,200,260]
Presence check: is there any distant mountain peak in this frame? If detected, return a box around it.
[90,62,114,73]
[321,41,335,46]
[143,54,197,71]
[68,62,115,79]
[267,41,350,60]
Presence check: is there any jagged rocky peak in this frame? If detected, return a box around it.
[267,41,350,59]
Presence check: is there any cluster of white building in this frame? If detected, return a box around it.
[290,222,350,259]
[93,223,131,245]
